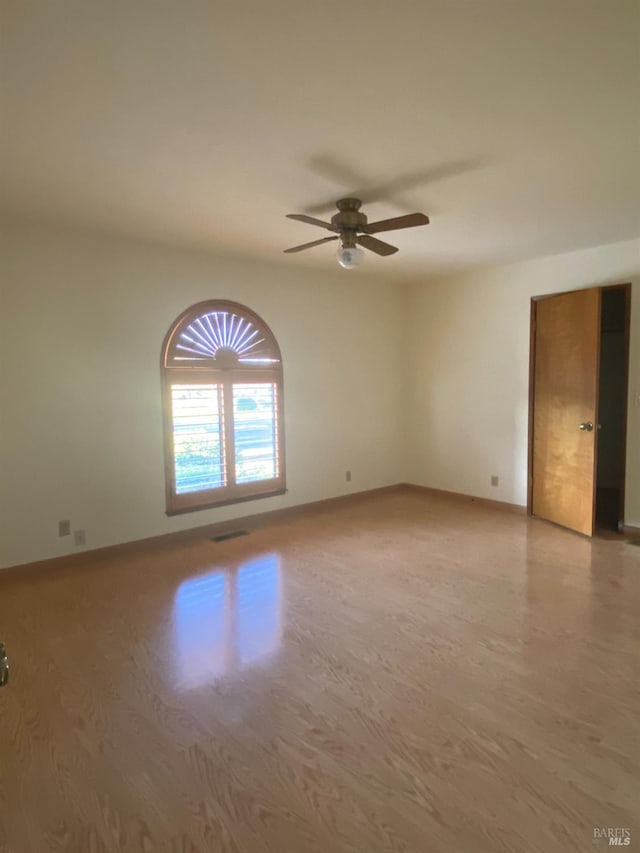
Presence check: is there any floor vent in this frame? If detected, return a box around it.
[211,530,249,543]
[628,538,640,547]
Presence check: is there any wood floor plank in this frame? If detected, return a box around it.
[0,491,638,852]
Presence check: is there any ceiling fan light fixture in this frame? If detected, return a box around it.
[336,244,365,269]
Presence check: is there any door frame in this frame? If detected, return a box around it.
[527,282,632,532]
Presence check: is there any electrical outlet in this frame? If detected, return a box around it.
[73,529,86,547]
[58,520,71,537]
[634,392,640,407]
[345,470,352,482]
[491,475,499,487]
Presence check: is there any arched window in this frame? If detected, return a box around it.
[161,300,285,514]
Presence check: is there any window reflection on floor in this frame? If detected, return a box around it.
[173,553,282,689]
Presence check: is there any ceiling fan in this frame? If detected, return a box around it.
[284,197,429,269]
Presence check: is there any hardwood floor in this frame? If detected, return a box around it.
[0,490,638,852]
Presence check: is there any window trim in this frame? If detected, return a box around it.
[161,300,285,516]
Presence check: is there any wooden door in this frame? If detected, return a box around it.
[530,288,601,536]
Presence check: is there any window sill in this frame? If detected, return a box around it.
[165,487,287,517]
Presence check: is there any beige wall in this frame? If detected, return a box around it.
[0,222,403,568]
[2,224,638,569]
[404,238,640,524]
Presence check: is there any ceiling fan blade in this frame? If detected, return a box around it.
[283,236,338,254]
[286,214,338,232]
[364,213,430,234]
[357,235,398,256]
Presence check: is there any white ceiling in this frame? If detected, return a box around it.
[1,0,639,277]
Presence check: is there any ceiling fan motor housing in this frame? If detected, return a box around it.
[331,198,368,245]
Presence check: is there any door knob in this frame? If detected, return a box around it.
[0,643,8,686]
[579,422,594,432]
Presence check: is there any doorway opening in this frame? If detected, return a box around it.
[595,284,631,532]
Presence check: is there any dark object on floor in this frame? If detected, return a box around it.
[0,642,8,686]
[211,530,249,543]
